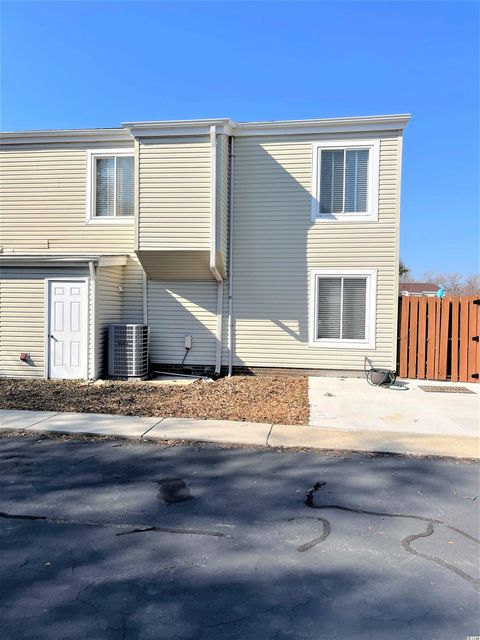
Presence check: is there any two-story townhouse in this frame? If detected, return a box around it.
[0,114,410,380]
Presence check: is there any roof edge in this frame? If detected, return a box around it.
[0,114,411,145]
[0,253,129,267]
[234,114,411,137]
[0,128,132,146]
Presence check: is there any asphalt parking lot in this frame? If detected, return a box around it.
[0,433,478,640]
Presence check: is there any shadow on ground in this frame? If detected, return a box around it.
[0,433,478,640]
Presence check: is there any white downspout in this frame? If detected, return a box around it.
[88,260,97,380]
[227,137,235,377]
[210,124,223,375]
[215,280,224,374]
[142,271,148,325]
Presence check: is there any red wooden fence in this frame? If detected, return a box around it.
[397,295,480,382]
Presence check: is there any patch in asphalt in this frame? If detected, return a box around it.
[0,511,226,538]
[156,477,193,504]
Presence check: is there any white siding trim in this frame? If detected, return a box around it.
[311,139,380,223]
[43,281,48,379]
[391,134,404,367]
[209,126,219,278]
[134,138,141,252]
[309,269,377,350]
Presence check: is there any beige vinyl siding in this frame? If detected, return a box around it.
[230,132,402,371]
[137,136,211,251]
[95,266,123,377]
[0,278,45,378]
[147,281,217,366]
[0,144,135,254]
[122,256,144,323]
[0,267,89,378]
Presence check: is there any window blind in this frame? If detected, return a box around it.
[345,149,368,213]
[96,158,115,217]
[316,278,342,339]
[316,276,367,341]
[116,157,134,216]
[319,148,369,214]
[320,150,344,214]
[342,278,367,339]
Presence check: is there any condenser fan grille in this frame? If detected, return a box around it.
[108,324,149,379]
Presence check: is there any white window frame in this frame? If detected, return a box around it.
[311,139,380,222]
[86,149,135,224]
[309,269,377,349]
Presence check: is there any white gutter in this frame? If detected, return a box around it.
[227,137,235,377]
[234,114,411,136]
[210,125,224,375]
[0,128,132,145]
[1,114,411,146]
[0,254,128,267]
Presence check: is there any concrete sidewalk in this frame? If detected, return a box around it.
[1,408,478,459]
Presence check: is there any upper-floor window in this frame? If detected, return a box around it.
[311,139,380,222]
[86,149,134,223]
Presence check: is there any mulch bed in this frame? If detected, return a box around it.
[0,376,309,425]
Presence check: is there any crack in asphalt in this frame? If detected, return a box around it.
[0,511,226,539]
[304,482,480,591]
[117,526,225,538]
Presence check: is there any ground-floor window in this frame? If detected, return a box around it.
[309,269,377,349]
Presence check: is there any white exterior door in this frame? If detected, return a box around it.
[48,280,88,379]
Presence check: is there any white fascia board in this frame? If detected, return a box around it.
[0,128,133,146]
[124,118,235,138]
[233,114,411,137]
[0,254,128,266]
[0,114,411,145]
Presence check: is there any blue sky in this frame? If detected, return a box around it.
[1,1,478,276]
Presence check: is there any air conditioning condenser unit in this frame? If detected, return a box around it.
[108,324,149,379]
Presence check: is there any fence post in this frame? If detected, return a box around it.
[450,297,460,382]
[399,297,409,378]
[417,297,427,379]
[426,297,436,380]
[468,297,479,382]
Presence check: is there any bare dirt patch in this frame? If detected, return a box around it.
[0,376,309,425]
